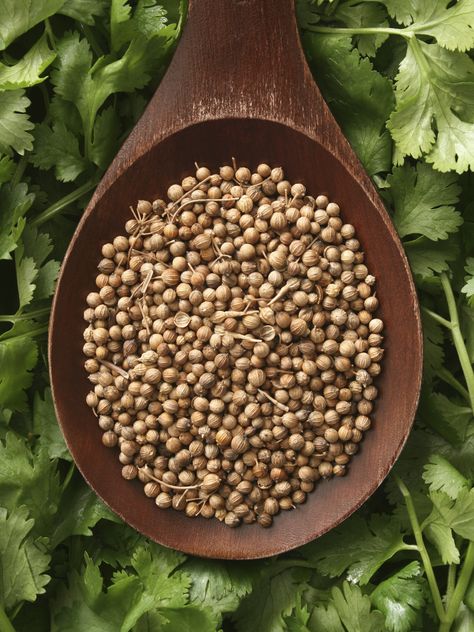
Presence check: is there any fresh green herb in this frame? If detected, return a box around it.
[303,0,474,172]
[1,1,474,631]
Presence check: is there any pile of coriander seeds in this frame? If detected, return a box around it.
[82,162,384,528]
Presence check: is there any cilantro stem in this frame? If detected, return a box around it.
[305,25,413,39]
[9,602,22,621]
[396,476,446,623]
[45,18,56,49]
[401,544,419,552]
[305,18,456,42]
[422,307,452,330]
[30,180,97,227]
[1,324,48,342]
[446,564,457,608]
[40,83,50,121]
[0,307,50,323]
[81,24,104,57]
[0,605,15,632]
[437,368,470,404]
[441,273,474,413]
[62,462,75,492]
[11,156,27,188]
[440,542,474,632]
[176,0,188,36]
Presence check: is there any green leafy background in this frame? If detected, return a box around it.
[1,1,474,631]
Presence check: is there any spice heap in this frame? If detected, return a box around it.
[82,162,384,528]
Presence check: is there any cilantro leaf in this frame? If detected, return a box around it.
[34,259,60,300]
[370,562,425,632]
[0,90,34,155]
[382,0,417,25]
[430,423,474,480]
[303,33,394,176]
[234,568,307,632]
[16,256,37,309]
[32,388,70,461]
[312,582,384,632]
[0,34,55,90]
[128,0,169,41]
[0,433,61,535]
[14,225,60,307]
[0,506,50,610]
[52,26,170,152]
[31,121,88,181]
[297,1,339,26]
[0,182,34,259]
[431,489,474,540]
[303,514,407,585]
[131,541,190,610]
[186,559,254,624]
[414,1,474,53]
[423,455,470,499]
[51,32,92,116]
[89,106,121,169]
[419,392,472,444]
[309,598,345,632]
[0,155,14,183]
[284,597,311,632]
[110,0,168,52]
[389,163,462,240]
[330,0,389,57]
[462,258,474,303]
[423,508,460,564]
[384,0,474,52]
[54,544,195,632]
[135,607,215,632]
[85,522,142,569]
[388,40,474,173]
[57,541,191,631]
[53,556,143,632]
[406,237,458,279]
[21,223,54,268]
[296,1,322,30]
[59,0,109,24]
[422,482,474,561]
[0,331,38,412]
[49,94,83,136]
[50,476,118,547]
[1,1,474,628]
[110,0,135,51]
[0,0,63,50]
[21,226,59,300]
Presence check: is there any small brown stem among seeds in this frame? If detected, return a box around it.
[257,389,290,412]
[97,359,129,379]
[138,467,203,491]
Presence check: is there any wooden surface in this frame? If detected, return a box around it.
[49,0,423,559]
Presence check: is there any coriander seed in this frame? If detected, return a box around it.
[83,162,384,529]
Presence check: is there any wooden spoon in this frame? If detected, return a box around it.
[49,0,422,559]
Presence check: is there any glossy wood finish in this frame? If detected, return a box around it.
[49,0,422,559]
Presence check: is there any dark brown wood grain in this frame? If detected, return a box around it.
[49,0,423,559]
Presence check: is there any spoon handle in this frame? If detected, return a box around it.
[108,0,374,207]
[140,0,326,138]
[179,0,312,105]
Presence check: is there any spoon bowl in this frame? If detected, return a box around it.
[49,0,422,559]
